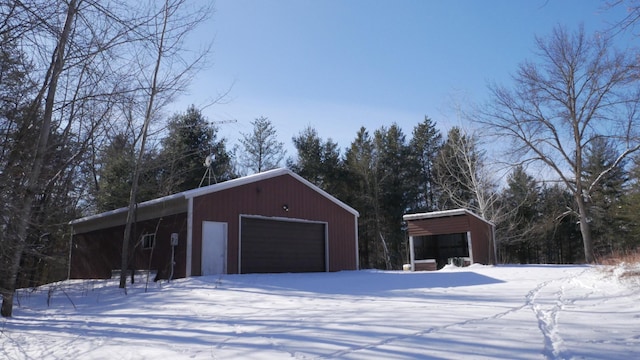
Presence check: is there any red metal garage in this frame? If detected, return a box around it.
[69,168,359,279]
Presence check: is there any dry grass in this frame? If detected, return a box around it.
[597,249,640,284]
[597,249,640,266]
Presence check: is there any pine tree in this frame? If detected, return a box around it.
[408,116,442,212]
[499,166,540,263]
[288,126,346,197]
[93,133,160,212]
[159,105,234,194]
[344,127,378,268]
[343,124,414,269]
[238,116,285,174]
[582,137,628,255]
[619,154,640,250]
[536,184,582,264]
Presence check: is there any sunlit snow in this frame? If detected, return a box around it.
[2,264,639,359]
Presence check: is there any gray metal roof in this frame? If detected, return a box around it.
[403,208,494,226]
[70,168,359,234]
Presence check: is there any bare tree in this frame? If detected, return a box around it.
[118,0,212,289]
[0,0,78,318]
[477,25,640,263]
[434,127,502,222]
[0,0,211,316]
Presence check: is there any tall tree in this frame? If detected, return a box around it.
[498,166,540,263]
[0,0,78,318]
[536,184,582,264]
[343,124,414,269]
[434,127,499,221]
[94,132,161,212]
[159,105,234,194]
[238,116,285,174]
[407,116,442,213]
[582,137,628,255]
[288,126,345,197]
[374,124,413,268]
[477,25,640,263]
[0,0,213,315]
[344,127,379,268]
[434,127,476,210]
[618,154,640,248]
[119,0,212,289]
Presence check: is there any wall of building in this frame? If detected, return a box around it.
[468,215,495,265]
[191,173,358,275]
[406,215,470,236]
[406,212,495,267]
[70,213,188,279]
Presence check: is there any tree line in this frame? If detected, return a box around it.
[0,0,214,317]
[2,0,640,318]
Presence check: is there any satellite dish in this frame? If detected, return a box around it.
[204,153,215,167]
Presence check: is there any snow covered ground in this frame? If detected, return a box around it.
[1,264,639,359]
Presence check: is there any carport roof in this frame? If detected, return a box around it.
[70,168,359,234]
[403,208,494,226]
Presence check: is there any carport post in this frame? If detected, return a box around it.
[466,231,473,264]
[409,235,415,271]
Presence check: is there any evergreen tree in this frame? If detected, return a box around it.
[373,124,413,268]
[94,133,160,212]
[498,166,540,263]
[619,154,640,249]
[344,127,379,268]
[582,137,628,255]
[288,126,346,198]
[407,116,442,212]
[343,124,414,269]
[159,105,234,194]
[238,116,285,174]
[536,184,582,264]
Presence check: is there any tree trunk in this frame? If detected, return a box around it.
[0,0,77,317]
[120,0,168,289]
[576,195,594,263]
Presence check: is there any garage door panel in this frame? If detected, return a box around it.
[241,217,326,274]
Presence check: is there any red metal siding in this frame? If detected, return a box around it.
[191,173,357,275]
[468,215,495,265]
[70,213,188,279]
[406,215,470,236]
[406,212,495,267]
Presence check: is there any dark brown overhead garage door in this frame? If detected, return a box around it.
[241,217,326,274]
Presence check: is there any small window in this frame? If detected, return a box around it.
[141,233,155,249]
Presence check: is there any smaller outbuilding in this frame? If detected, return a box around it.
[403,209,496,271]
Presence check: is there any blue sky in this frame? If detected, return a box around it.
[170,0,632,157]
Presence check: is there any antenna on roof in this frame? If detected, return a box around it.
[199,153,217,187]
[196,118,237,188]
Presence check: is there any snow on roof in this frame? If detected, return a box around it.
[68,192,186,225]
[70,168,358,227]
[403,208,494,226]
